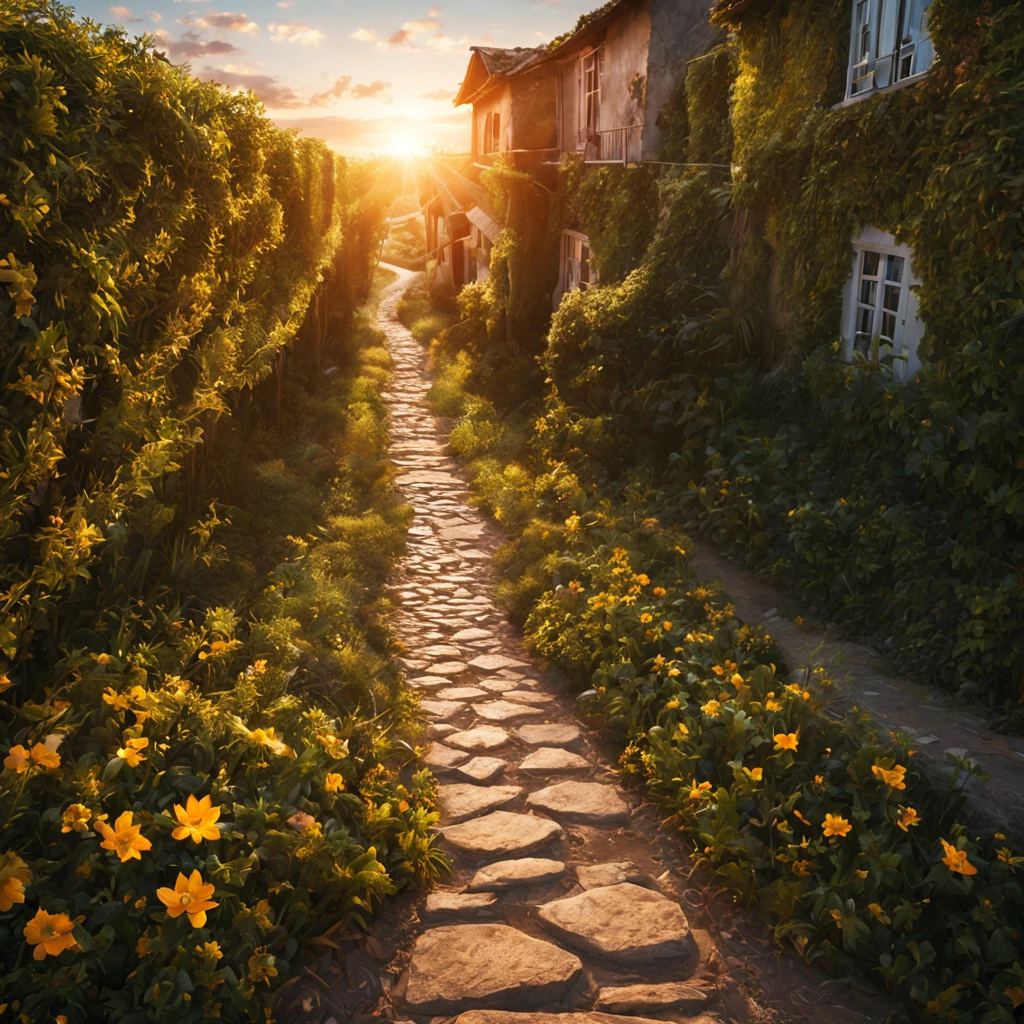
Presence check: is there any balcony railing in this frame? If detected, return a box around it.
[577,124,642,166]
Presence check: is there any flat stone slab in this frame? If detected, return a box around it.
[475,700,545,723]
[516,723,583,747]
[457,1013,669,1024]
[503,690,555,704]
[595,981,712,1014]
[427,723,458,740]
[424,661,470,676]
[420,699,465,721]
[446,726,511,751]
[526,782,629,825]
[439,784,522,824]
[437,686,488,701]
[456,756,507,784]
[451,628,493,641]
[424,742,470,769]
[479,678,520,693]
[467,857,566,891]
[519,748,591,772]
[537,884,695,963]
[409,675,451,688]
[469,654,531,672]
[421,645,464,658]
[423,891,498,921]
[443,811,564,861]
[576,862,644,890]
[402,924,582,1013]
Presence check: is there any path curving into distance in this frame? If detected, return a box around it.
[372,265,894,1024]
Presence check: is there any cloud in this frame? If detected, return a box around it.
[186,11,260,34]
[387,27,413,46]
[350,28,376,43]
[307,76,353,106]
[419,87,455,100]
[110,5,143,21]
[277,0,294,6]
[267,22,325,45]
[147,9,162,21]
[425,33,468,52]
[351,80,390,100]
[200,66,306,107]
[156,29,242,57]
[385,16,445,48]
[404,18,442,32]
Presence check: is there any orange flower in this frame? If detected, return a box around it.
[868,902,891,925]
[700,699,721,717]
[896,806,921,832]
[749,767,763,781]
[23,909,78,960]
[61,803,93,834]
[662,621,673,631]
[0,852,31,911]
[3,744,29,773]
[652,587,666,596]
[688,779,713,800]
[822,813,852,838]
[171,794,221,843]
[774,732,799,752]
[96,810,152,862]
[157,870,218,928]
[117,737,149,767]
[940,838,977,876]
[324,773,345,793]
[871,763,907,790]
[793,809,812,827]
[30,740,61,770]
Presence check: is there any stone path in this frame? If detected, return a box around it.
[689,545,1024,839]
[369,266,900,1024]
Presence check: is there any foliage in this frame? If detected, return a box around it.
[0,6,436,1022]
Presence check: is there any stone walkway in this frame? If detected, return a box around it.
[370,266,900,1024]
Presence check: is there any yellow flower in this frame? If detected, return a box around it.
[61,804,93,834]
[793,809,812,826]
[653,587,666,596]
[667,667,681,677]
[634,574,650,586]
[317,733,349,759]
[0,853,30,911]
[700,699,721,717]
[157,870,218,928]
[639,613,653,624]
[197,941,223,962]
[116,737,149,767]
[749,767,763,781]
[137,935,151,956]
[247,948,278,986]
[776,819,792,834]
[791,859,811,876]
[822,813,852,838]
[1005,987,1024,1010]
[997,847,1024,866]
[774,732,799,752]
[688,779,712,800]
[871,763,907,790]
[662,621,673,631]
[567,580,585,594]
[896,806,921,832]
[730,672,745,687]
[102,687,131,712]
[672,723,689,740]
[867,902,891,925]
[854,868,868,879]
[30,739,61,770]
[765,698,783,712]
[324,772,345,793]
[171,794,221,843]
[663,698,680,709]
[4,744,29,773]
[96,810,153,863]
[940,838,977,876]
[23,909,78,960]
[814,774,825,786]
[250,727,295,758]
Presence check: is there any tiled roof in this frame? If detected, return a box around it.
[471,45,548,78]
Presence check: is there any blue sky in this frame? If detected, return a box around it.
[70,0,596,155]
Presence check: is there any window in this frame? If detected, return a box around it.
[578,49,601,154]
[846,0,934,102]
[482,112,493,154]
[491,113,501,153]
[841,228,923,378]
[562,230,596,296]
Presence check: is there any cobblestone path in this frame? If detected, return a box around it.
[373,268,896,1024]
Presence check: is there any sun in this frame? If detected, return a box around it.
[386,131,422,157]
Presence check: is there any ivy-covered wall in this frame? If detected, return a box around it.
[446,0,1024,722]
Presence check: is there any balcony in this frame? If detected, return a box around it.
[576,124,642,166]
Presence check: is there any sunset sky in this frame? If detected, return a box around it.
[72,0,596,155]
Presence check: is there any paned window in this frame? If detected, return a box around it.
[491,113,501,153]
[580,51,601,144]
[841,229,924,378]
[562,230,596,295]
[846,0,934,101]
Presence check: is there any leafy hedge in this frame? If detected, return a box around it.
[1,6,436,1022]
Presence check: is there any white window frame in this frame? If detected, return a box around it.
[840,227,924,380]
[841,0,935,106]
[577,48,602,153]
[556,229,597,309]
